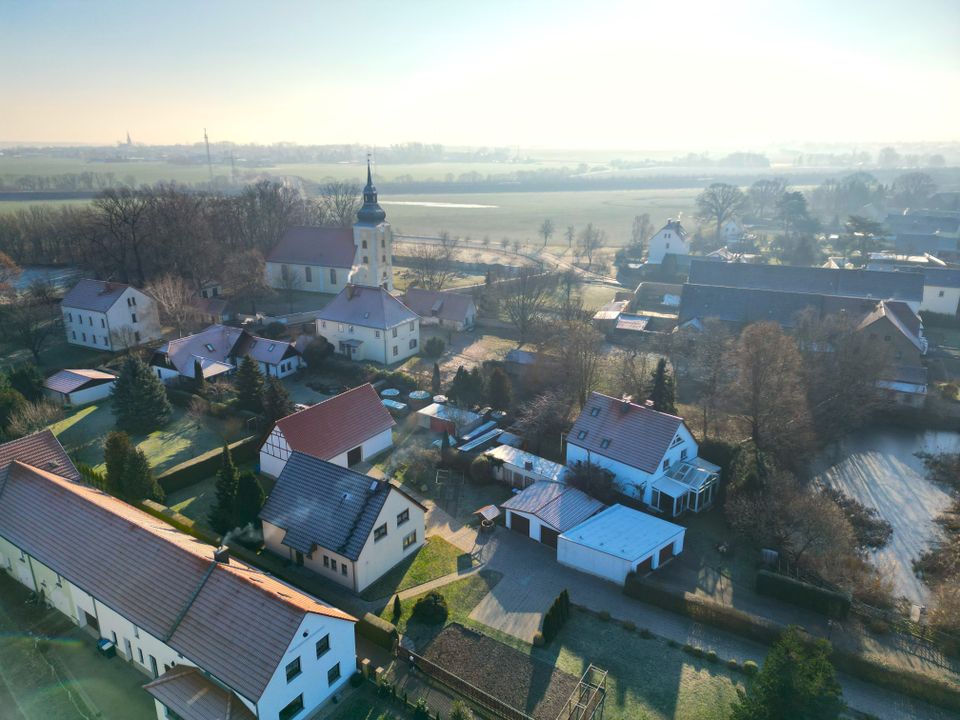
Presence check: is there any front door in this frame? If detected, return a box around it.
[347,446,363,466]
[83,611,99,632]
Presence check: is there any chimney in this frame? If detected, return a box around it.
[644,399,654,408]
[214,546,230,564]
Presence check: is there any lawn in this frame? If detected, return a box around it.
[360,536,469,602]
[0,328,112,373]
[323,683,411,720]
[165,461,267,533]
[49,403,246,475]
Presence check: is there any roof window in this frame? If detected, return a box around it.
[268,343,276,352]
[590,407,600,417]
[204,343,215,352]
[600,439,611,449]
[576,430,587,440]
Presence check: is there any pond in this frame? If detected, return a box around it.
[808,428,960,605]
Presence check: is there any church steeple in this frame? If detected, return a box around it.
[357,157,386,224]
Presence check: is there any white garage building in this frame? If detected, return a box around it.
[558,504,685,584]
[43,368,117,406]
[501,481,605,549]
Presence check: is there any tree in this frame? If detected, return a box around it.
[145,274,197,337]
[730,627,844,720]
[567,462,619,504]
[92,187,150,284]
[564,225,575,249]
[486,367,512,411]
[748,178,787,221]
[839,215,884,262]
[261,375,293,424]
[449,699,475,720]
[539,218,555,247]
[696,183,747,241]
[408,234,461,290]
[501,267,554,342]
[2,281,61,361]
[577,224,604,267]
[302,337,332,372]
[892,171,936,208]
[877,146,900,168]
[448,365,484,408]
[648,358,676,414]
[103,431,132,497]
[235,356,264,412]
[775,191,816,238]
[6,399,62,439]
[224,248,270,314]
[209,445,240,534]
[192,359,206,396]
[690,319,732,437]
[7,363,44,402]
[392,594,403,622]
[513,389,570,455]
[111,354,172,434]
[726,322,813,467]
[551,320,603,407]
[121,447,163,502]
[431,362,441,396]
[235,471,265,527]
[317,181,362,226]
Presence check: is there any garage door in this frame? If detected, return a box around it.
[635,556,653,574]
[510,512,530,537]
[658,544,674,566]
[540,527,559,548]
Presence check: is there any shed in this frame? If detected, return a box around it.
[43,369,117,406]
[415,403,482,437]
[484,445,569,488]
[558,504,685,584]
[501,481,606,549]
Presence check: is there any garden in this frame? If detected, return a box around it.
[360,536,469,602]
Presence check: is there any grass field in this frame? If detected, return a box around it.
[49,403,245,474]
[360,536,469,602]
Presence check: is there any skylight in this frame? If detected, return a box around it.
[204,343,215,352]
[600,439,611,449]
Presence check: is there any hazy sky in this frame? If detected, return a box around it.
[3,0,959,150]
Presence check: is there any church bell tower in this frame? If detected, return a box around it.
[352,159,394,290]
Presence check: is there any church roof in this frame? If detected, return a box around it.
[356,161,386,225]
[266,227,356,268]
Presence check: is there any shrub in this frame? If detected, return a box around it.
[597,610,611,622]
[6,399,63,439]
[412,592,448,625]
[639,628,654,639]
[413,697,430,720]
[682,643,694,654]
[350,671,363,687]
[155,436,259,494]
[755,570,851,619]
[262,321,288,339]
[358,613,399,650]
[468,454,493,484]
[667,639,679,648]
[621,620,636,631]
[424,336,445,358]
[727,658,740,671]
[743,660,759,676]
[392,595,402,621]
[706,650,718,663]
[167,387,199,407]
[533,632,545,647]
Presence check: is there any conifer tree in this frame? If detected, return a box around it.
[193,359,206,396]
[261,375,293,424]
[112,355,172,433]
[431,362,441,396]
[648,358,677,415]
[103,430,132,497]
[209,445,240,534]
[121,447,163,502]
[235,356,264,412]
[486,367,512,411]
[234,471,265,527]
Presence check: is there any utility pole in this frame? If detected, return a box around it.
[203,128,213,183]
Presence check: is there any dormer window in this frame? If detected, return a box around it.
[670,435,683,447]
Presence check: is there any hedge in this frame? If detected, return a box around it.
[358,612,399,651]
[156,435,260,493]
[755,570,851,620]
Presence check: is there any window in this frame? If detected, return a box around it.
[330,268,337,284]
[363,256,369,264]
[338,323,345,331]
[392,346,398,357]
[323,555,329,568]
[204,343,215,352]
[665,242,670,249]
[348,325,354,333]
[71,331,76,340]
[403,530,417,550]
[82,332,87,342]
[330,559,337,571]
[321,321,326,329]
[134,626,140,638]
[884,335,891,342]
[409,321,415,331]
[316,634,330,657]
[305,266,312,282]
[327,663,341,685]
[341,564,347,576]
[397,509,409,526]
[680,448,688,460]
[670,435,683,447]
[103,336,108,345]
[392,327,398,338]
[92,335,97,345]
[88,316,93,325]
[362,239,368,248]
[279,694,304,720]
[381,238,385,248]
[268,343,276,351]
[662,459,670,471]
[589,407,600,417]
[67,313,72,322]
[939,290,945,297]
[101,318,105,328]
[374,523,388,542]
[600,439,611,449]
[131,296,137,306]
[134,331,141,343]
[382,255,386,263]
[375,330,380,338]
[138,648,144,664]
[409,338,417,349]
[576,430,587,440]
[285,657,301,682]
[131,313,137,323]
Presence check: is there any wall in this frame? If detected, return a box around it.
[505,509,548,540]
[63,308,112,350]
[259,427,393,479]
[647,228,689,265]
[921,284,960,316]
[352,223,394,292]
[265,261,348,294]
[104,288,163,349]
[263,520,357,591]
[354,490,425,593]
[317,318,420,365]
[54,381,115,406]
[557,538,631,584]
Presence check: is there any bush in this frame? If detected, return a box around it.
[597,610,611,622]
[166,387,198,408]
[413,697,430,720]
[367,369,419,393]
[755,570,851,619]
[742,660,759,676]
[533,632,545,647]
[468,454,493,484]
[423,336,445,358]
[412,592,448,625]
[667,639,678,648]
[639,628,654,639]
[706,650,718,663]
[358,613,399,650]
[621,620,636,631]
[727,659,740,671]
[262,321,288,339]
[350,671,363,687]
[155,436,259,494]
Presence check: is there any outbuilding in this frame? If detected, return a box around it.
[558,504,685,584]
[43,369,117,406]
[484,445,568,489]
[500,481,605,549]
[415,403,482,437]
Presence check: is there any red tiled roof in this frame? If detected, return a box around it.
[274,383,395,461]
[144,667,255,720]
[0,429,80,485]
[567,392,685,474]
[266,226,356,267]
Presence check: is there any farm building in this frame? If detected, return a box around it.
[558,504,685,584]
[43,368,116,406]
[484,445,569,489]
[501,481,605,548]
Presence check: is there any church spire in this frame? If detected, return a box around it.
[357,155,386,224]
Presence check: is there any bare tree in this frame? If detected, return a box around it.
[408,232,460,290]
[891,171,937,209]
[690,319,733,438]
[554,270,587,323]
[513,388,571,456]
[146,274,197,337]
[549,319,604,407]
[501,267,554,342]
[564,225,575,249]
[92,187,150,284]
[748,178,788,221]
[629,214,653,256]
[578,224,604,268]
[224,248,270,314]
[695,183,747,241]
[317,181,362,226]
[539,218,555,247]
[3,282,61,361]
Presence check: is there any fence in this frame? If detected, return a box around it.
[400,648,534,720]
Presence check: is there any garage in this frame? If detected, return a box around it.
[558,504,685,585]
[500,481,605,549]
[43,369,117,407]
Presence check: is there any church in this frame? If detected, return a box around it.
[264,162,395,293]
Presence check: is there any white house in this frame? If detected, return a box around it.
[266,162,395,293]
[61,279,163,351]
[501,481,605,549]
[317,285,420,365]
[259,383,395,478]
[484,445,569,489]
[0,430,357,720]
[918,268,960,317]
[43,368,116,406]
[645,220,689,265]
[399,288,477,331]
[558,504,685,584]
[565,392,719,517]
[151,324,303,383]
[259,452,427,594]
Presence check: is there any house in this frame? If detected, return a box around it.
[259,384,395,478]
[399,288,476,330]
[151,324,303,383]
[646,220,689,265]
[720,219,744,243]
[856,299,928,364]
[416,402,483,437]
[0,431,357,720]
[484,445,569,489]
[557,504,685,584]
[61,279,163,351]
[43,368,116,406]
[189,295,231,325]
[266,162,395,293]
[886,210,960,256]
[877,365,928,407]
[317,285,420,364]
[565,392,719,517]
[259,452,426,593]
[501,481,605,548]
[917,267,960,317]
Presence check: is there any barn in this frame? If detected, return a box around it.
[500,481,605,549]
[558,504,685,584]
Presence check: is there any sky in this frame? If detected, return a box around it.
[2,0,959,150]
